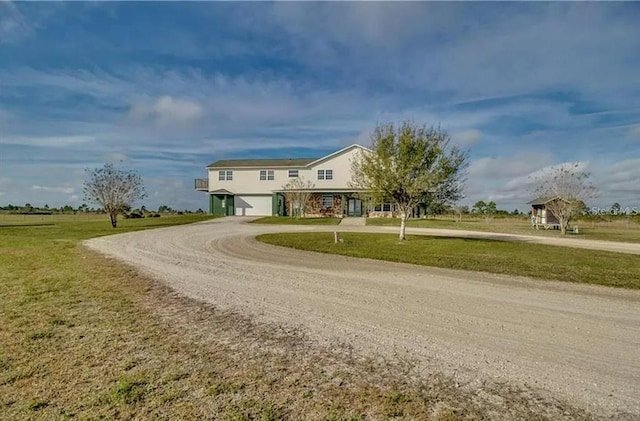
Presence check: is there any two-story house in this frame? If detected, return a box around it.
[194,144,371,217]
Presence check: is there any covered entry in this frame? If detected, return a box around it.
[209,189,235,217]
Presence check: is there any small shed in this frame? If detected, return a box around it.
[527,196,561,230]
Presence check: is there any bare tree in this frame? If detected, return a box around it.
[351,122,468,240]
[84,163,146,228]
[530,163,597,234]
[281,176,315,218]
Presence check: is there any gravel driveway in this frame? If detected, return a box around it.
[85,217,640,419]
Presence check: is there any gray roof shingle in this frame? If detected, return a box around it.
[207,158,317,168]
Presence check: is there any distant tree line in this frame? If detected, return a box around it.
[0,203,205,216]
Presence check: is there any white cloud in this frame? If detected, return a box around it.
[103,152,129,163]
[129,95,204,125]
[626,125,640,139]
[0,1,33,44]
[503,161,590,192]
[453,129,481,146]
[0,107,11,124]
[0,135,95,147]
[32,185,75,194]
[469,152,554,179]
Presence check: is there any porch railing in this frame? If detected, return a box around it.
[194,178,208,191]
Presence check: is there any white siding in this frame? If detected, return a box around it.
[208,167,301,194]
[302,147,362,189]
[235,195,272,216]
[206,145,367,194]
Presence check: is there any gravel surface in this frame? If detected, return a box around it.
[85,217,640,419]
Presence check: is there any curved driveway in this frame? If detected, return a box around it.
[85,217,640,418]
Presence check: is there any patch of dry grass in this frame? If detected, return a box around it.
[0,218,595,419]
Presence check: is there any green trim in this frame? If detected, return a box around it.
[210,194,235,217]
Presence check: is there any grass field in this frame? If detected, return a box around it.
[2,214,568,419]
[257,232,640,289]
[251,216,342,225]
[366,216,640,243]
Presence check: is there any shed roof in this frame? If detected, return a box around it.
[527,196,568,205]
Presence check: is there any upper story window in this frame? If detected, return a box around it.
[288,169,299,178]
[259,169,275,181]
[218,170,233,181]
[317,169,333,180]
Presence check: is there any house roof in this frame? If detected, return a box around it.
[206,144,371,169]
[207,158,316,168]
[306,144,372,167]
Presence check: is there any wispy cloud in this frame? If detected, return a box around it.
[32,185,75,195]
[0,1,33,44]
[453,129,481,147]
[1,135,95,147]
[626,126,640,139]
[129,96,204,126]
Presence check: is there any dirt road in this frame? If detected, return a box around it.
[85,218,640,419]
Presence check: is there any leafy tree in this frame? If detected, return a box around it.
[472,200,497,222]
[351,122,468,240]
[83,163,146,228]
[472,200,486,214]
[574,200,590,217]
[486,201,497,215]
[282,176,315,218]
[530,163,597,234]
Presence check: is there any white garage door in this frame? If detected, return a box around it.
[235,195,272,216]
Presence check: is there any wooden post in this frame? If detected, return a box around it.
[334,231,340,243]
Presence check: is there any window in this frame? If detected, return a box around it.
[322,195,334,208]
[218,170,232,181]
[259,169,274,181]
[374,203,392,212]
[288,169,299,178]
[317,169,333,180]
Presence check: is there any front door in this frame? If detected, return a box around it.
[347,198,362,217]
[225,195,235,216]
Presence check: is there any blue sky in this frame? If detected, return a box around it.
[1,2,639,211]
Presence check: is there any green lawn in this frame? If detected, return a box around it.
[257,232,640,289]
[251,216,342,225]
[2,213,528,419]
[366,216,640,243]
